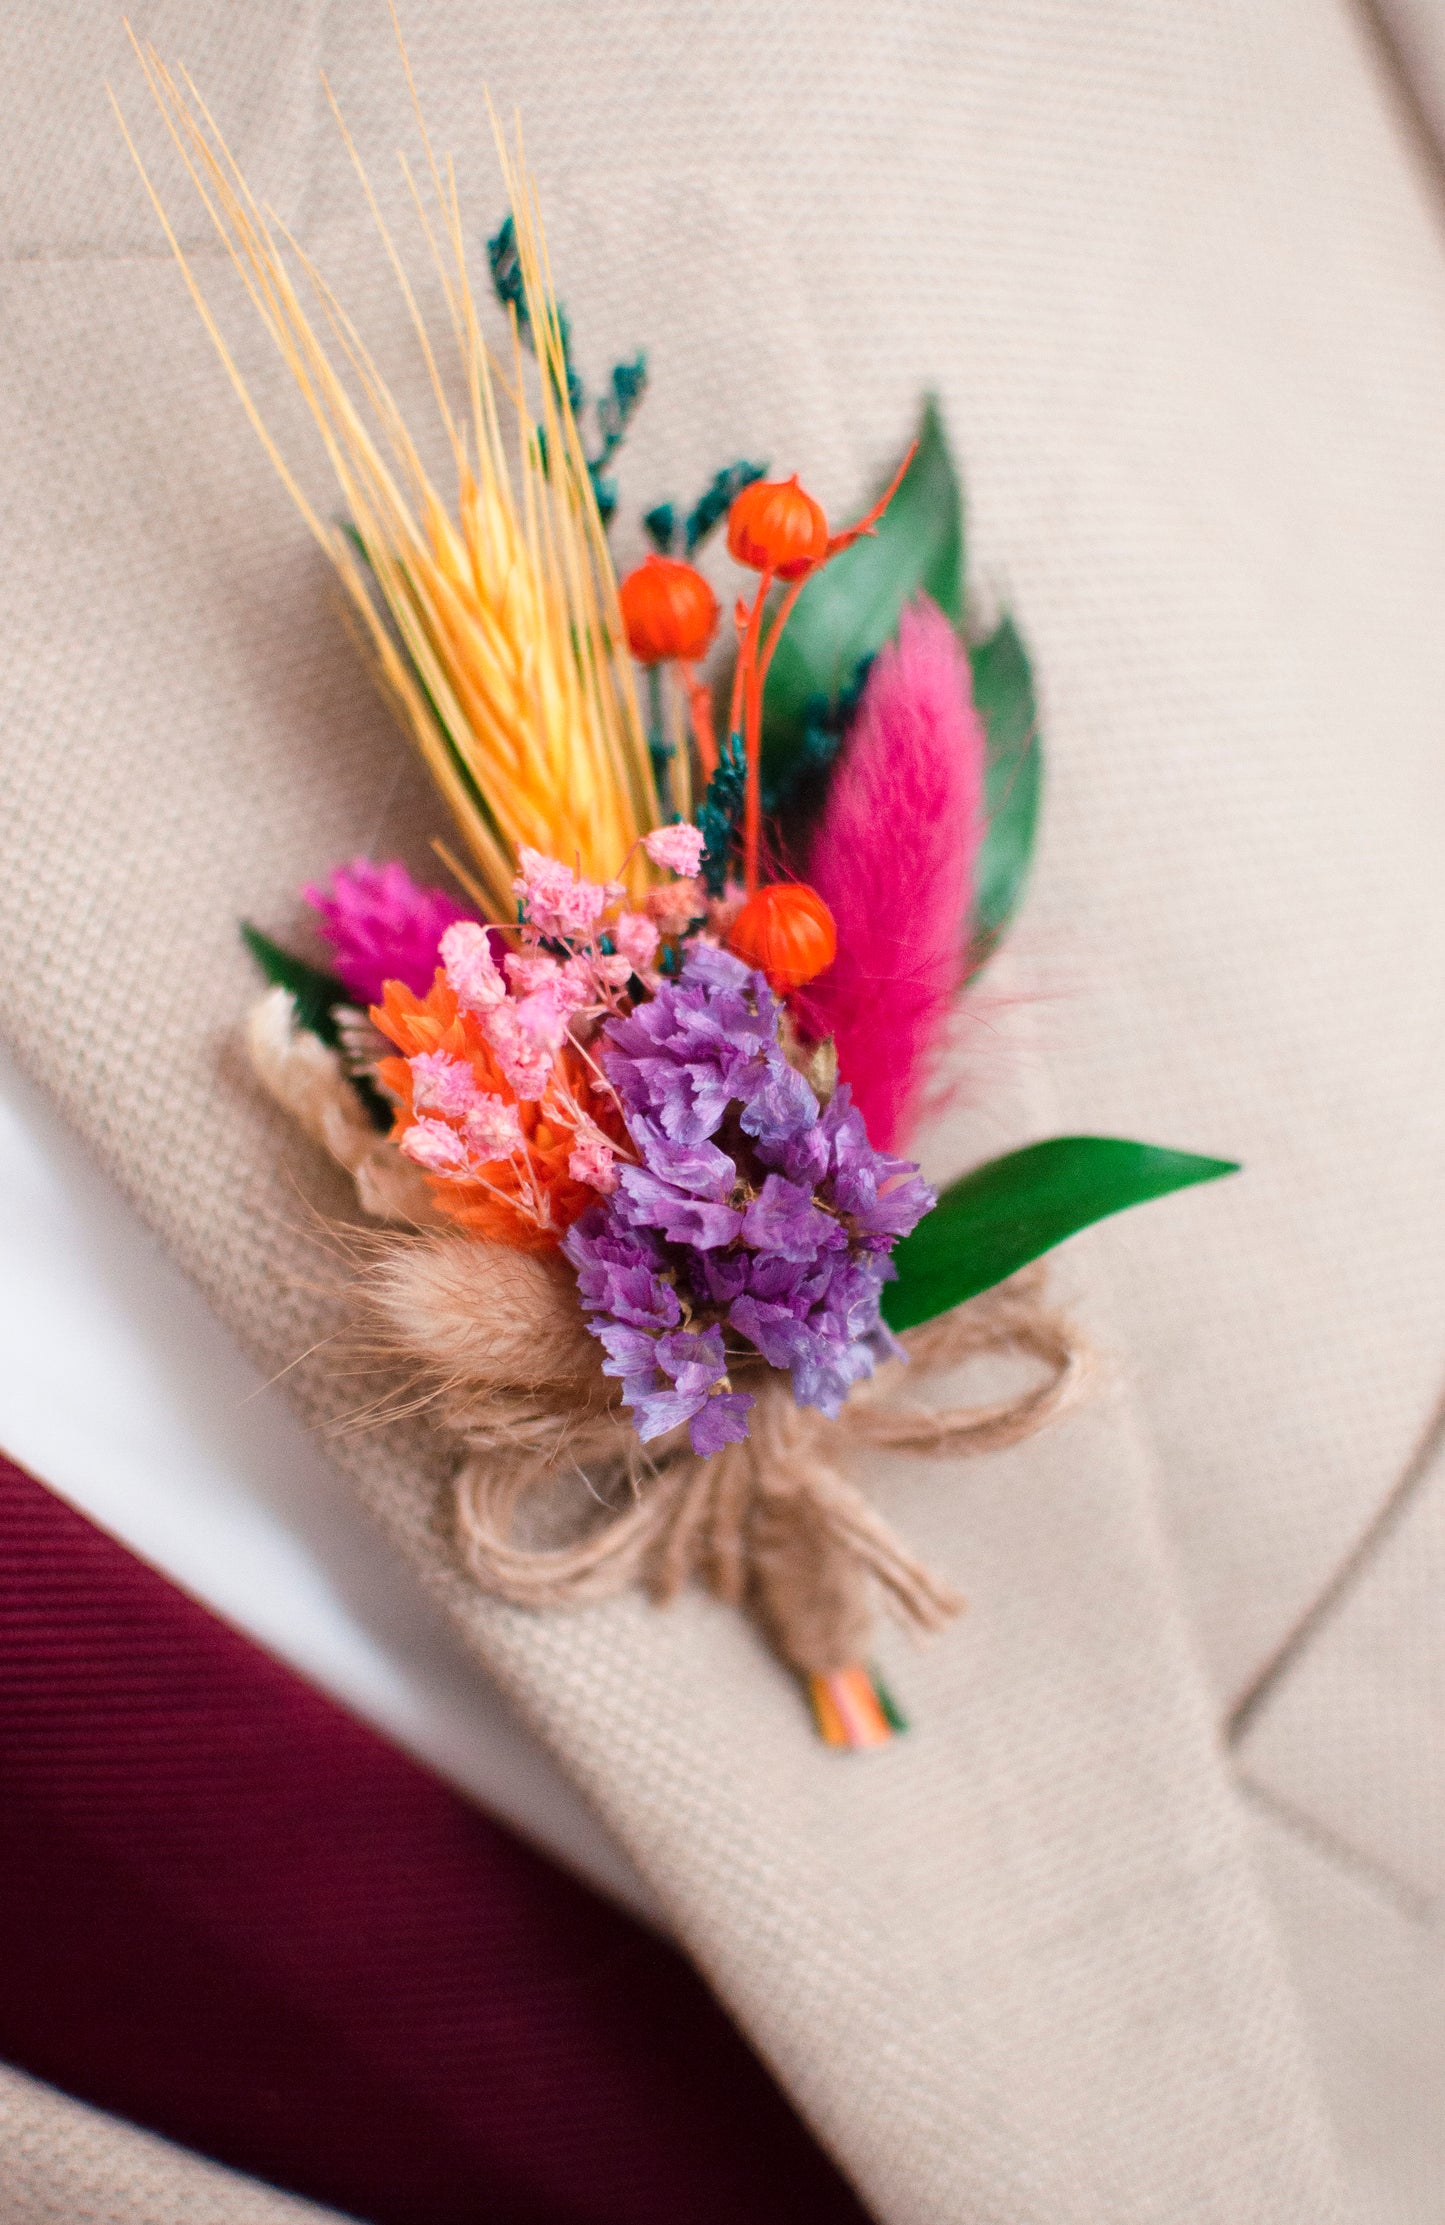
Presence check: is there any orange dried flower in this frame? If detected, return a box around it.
[618,555,720,665]
[726,475,829,581]
[371,974,626,1252]
[726,882,838,993]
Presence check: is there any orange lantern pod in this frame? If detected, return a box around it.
[726,881,838,993]
[617,555,720,665]
[726,474,829,581]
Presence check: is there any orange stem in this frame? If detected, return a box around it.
[756,573,809,696]
[678,661,717,779]
[734,570,773,896]
[744,656,764,895]
[824,439,917,559]
[727,597,753,751]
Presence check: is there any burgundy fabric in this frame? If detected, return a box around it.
[0,1451,871,2225]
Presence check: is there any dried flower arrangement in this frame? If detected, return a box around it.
[119,24,1236,1746]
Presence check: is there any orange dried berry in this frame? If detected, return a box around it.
[726,881,838,993]
[726,474,829,580]
[617,555,720,665]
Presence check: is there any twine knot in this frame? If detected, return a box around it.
[434,1260,1089,1678]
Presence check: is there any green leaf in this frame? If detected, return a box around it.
[881,1136,1240,1333]
[969,615,1041,964]
[241,924,394,1133]
[241,923,348,1048]
[761,396,963,787]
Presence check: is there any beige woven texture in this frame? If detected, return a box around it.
[0,2061,344,2224]
[6,0,1445,2217]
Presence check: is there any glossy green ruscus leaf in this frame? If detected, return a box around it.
[761,396,963,787]
[968,614,1041,966]
[881,1136,1240,1333]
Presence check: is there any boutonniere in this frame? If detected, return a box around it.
[123,30,1235,1748]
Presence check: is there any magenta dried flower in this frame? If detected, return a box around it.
[304,859,475,1007]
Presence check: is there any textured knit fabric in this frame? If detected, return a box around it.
[0,2061,341,2225]
[0,1452,870,2225]
[8,1,1445,2216]
[1368,0,1445,162]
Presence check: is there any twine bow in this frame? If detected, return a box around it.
[440,1267,1088,1679]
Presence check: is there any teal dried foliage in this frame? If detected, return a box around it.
[641,464,766,560]
[487,217,642,524]
[696,729,748,896]
[685,461,767,555]
[648,739,676,799]
[487,214,584,415]
[596,355,647,464]
[643,502,677,556]
[590,354,648,525]
[486,213,527,327]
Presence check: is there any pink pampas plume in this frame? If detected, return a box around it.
[303,859,475,1007]
[798,597,985,1152]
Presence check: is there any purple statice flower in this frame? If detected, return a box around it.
[565,1216,752,1453]
[303,859,476,1007]
[566,1216,680,1333]
[561,943,935,1453]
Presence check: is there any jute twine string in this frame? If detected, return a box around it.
[434,1267,1089,1678]
[253,997,1092,1676]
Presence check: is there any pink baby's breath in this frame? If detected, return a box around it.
[559,955,599,1009]
[513,847,609,940]
[462,1095,524,1159]
[568,1133,618,1194]
[440,921,505,1015]
[399,1118,472,1179]
[481,1002,554,1101]
[502,950,552,993]
[646,876,703,936]
[512,982,570,1055]
[612,910,661,971]
[409,1048,486,1120]
[399,1092,522,1178]
[643,824,706,877]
